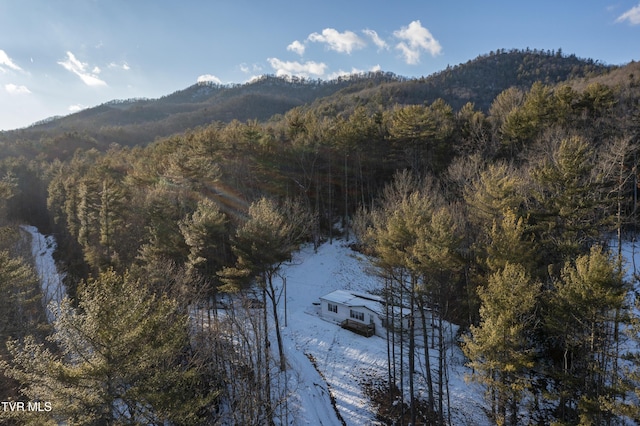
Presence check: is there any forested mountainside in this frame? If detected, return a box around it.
[306,48,615,116]
[0,72,400,160]
[0,49,613,162]
[1,48,640,425]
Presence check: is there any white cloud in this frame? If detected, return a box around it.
[287,40,306,56]
[393,20,442,64]
[327,65,383,80]
[240,63,263,74]
[5,84,31,95]
[108,62,130,71]
[327,67,364,80]
[0,50,22,72]
[68,104,86,113]
[267,58,327,78]
[197,74,222,84]
[617,3,640,25]
[362,29,388,50]
[307,28,366,54]
[58,51,107,87]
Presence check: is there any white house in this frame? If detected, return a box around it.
[319,290,410,338]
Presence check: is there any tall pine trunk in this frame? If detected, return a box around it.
[262,282,274,425]
[418,294,435,415]
[267,271,287,372]
[408,275,416,425]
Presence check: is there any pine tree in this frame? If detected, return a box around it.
[499,82,556,150]
[179,197,228,277]
[485,208,539,278]
[179,197,228,318]
[464,162,525,228]
[364,171,463,424]
[376,189,434,424]
[98,177,128,268]
[0,171,18,221]
[463,262,541,426]
[2,269,216,425]
[530,135,604,262]
[545,246,629,424]
[414,205,463,424]
[0,245,46,413]
[388,101,454,174]
[226,197,311,372]
[0,249,43,343]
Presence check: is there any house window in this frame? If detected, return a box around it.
[350,310,364,321]
[327,303,338,313]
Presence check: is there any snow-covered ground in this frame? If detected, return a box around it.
[26,225,639,426]
[20,225,67,322]
[20,226,490,425]
[279,239,640,426]
[610,237,640,280]
[277,240,489,426]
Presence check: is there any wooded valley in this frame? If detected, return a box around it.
[1,49,640,425]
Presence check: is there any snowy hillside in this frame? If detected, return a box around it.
[24,225,639,425]
[277,240,488,426]
[17,226,490,425]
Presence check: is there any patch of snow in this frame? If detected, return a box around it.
[20,225,67,322]
[21,225,640,425]
[13,226,515,425]
[276,241,490,426]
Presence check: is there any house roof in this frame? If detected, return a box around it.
[320,290,410,317]
[320,290,382,314]
[320,290,402,315]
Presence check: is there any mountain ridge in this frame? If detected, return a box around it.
[0,49,622,161]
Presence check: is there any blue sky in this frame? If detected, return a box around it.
[1,0,639,131]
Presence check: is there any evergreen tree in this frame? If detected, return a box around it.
[179,197,228,277]
[98,177,128,268]
[388,101,454,174]
[488,87,525,152]
[0,248,43,343]
[2,269,216,425]
[499,82,556,151]
[464,162,526,229]
[485,208,539,278]
[530,135,604,263]
[179,197,229,316]
[0,171,18,221]
[374,187,434,424]
[363,171,462,423]
[545,246,629,424]
[138,183,191,266]
[0,243,46,416]
[414,205,464,424]
[224,197,311,372]
[464,262,541,426]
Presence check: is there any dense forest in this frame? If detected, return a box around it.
[1,49,640,425]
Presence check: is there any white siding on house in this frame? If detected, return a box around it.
[319,290,423,338]
[319,290,389,338]
[321,299,342,322]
